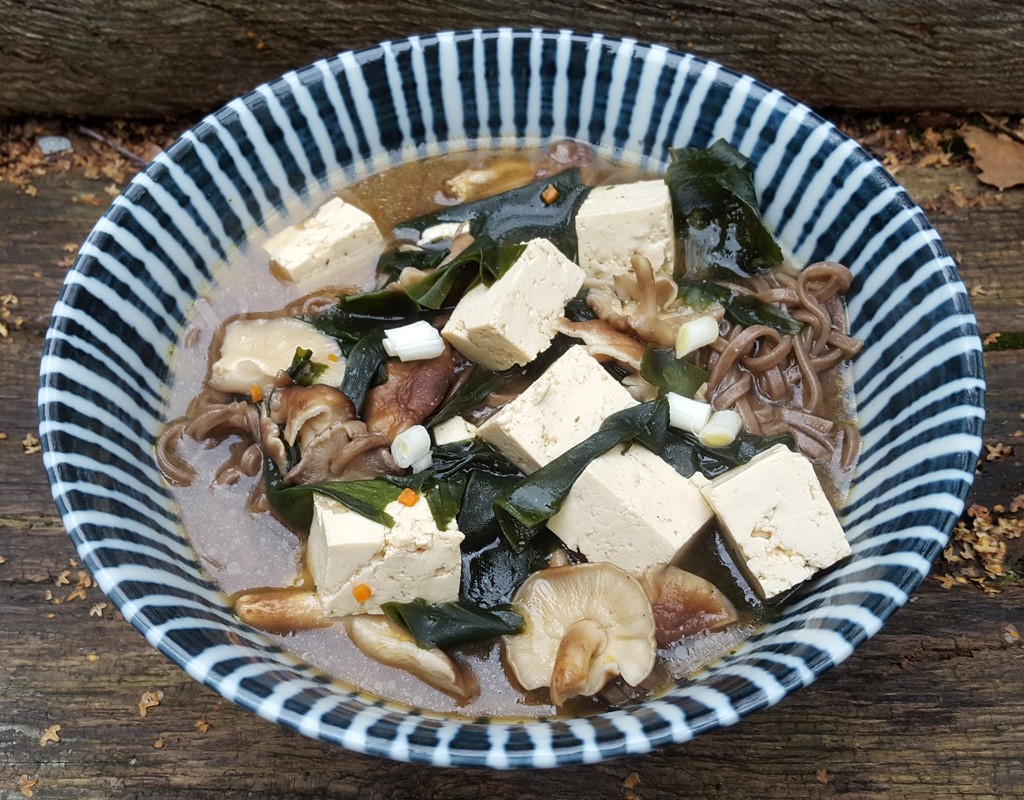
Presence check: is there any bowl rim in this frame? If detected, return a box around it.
[38,27,985,768]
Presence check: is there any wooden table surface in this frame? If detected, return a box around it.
[2,115,1023,799]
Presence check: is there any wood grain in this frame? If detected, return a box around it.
[0,0,1022,117]
[1,136,1023,799]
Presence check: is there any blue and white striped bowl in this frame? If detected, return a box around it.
[38,29,984,767]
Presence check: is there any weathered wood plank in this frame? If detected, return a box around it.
[0,1,1022,117]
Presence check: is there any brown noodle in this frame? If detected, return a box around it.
[697,262,862,474]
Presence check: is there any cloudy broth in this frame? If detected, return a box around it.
[165,146,854,717]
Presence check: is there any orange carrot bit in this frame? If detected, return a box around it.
[540,184,559,205]
[249,384,263,403]
[326,353,339,363]
[397,488,419,507]
[352,583,372,604]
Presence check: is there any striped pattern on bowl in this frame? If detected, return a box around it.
[38,29,984,768]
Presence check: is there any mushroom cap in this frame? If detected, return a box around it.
[343,614,478,703]
[208,316,344,394]
[503,563,656,702]
[640,565,739,647]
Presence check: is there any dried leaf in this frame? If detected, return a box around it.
[138,690,163,717]
[962,125,1024,190]
[18,775,38,798]
[38,723,61,746]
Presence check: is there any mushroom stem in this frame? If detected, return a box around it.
[344,615,479,703]
[233,588,329,634]
[550,619,609,706]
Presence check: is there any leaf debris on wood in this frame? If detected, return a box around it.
[0,292,24,338]
[18,774,38,798]
[21,433,41,454]
[38,724,61,747]
[1,118,184,195]
[962,124,1024,190]
[935,502,1024,594]
[138,690,164,717]
[195,719,210,733]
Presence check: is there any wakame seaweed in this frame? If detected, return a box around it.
[286,347,329,387]
[640,345,708,398]
[494,399,670,550]
[310,288,427,345]
[426,333,577,428]
[657,429,796,479]
[391,169,591,260]
[405,237,527,309]
[677,279,803,336]
[339,330,388,415]
[381,598,524,649]
[665,139,783,275]
[265,458,405,530]
[461,532,558,607]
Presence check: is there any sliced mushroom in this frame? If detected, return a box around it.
[343,615,479,703]
[233,588,329,634]
[268,384,356,449]
[587,255,713,348]
[263,384,397,484]
[553,318,647,371]
[639,566,739,647]
[363,348,455,441]
[534,140,598,183]
[208,316,344,394]
[183,398,262,443]
[443,157,537,203]
[503,563,656,706]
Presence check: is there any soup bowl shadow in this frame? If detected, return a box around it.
[38,29,984,767]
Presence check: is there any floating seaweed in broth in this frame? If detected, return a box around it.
[159,142,861,718]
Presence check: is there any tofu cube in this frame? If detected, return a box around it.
[700,444,852,600]
[432,415,478,446]
[441,238,585,371]
[548,446,713,573]
[264,196,385,285]
[307,494,464,617]
[207,317,344,394]
[477,346,712,572]
[575,181,675,283]
[477,345,636,471]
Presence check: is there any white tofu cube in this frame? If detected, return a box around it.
[441,237,585,371]
[575,180,675,283]
[432,415,478,446]
[307,494,464,617]
[700,444,851,600]
[477,345,636,471]
[264,196,385,285]
[477,346,712,572]
[207,317,344,394]
[549,446,713,573]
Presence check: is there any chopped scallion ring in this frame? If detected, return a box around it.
[391,425,431,468]
[666,393,713,434]
[382,320,445,361]
[697,409,744,447]
[675,315,720,358]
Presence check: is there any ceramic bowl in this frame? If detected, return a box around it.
[38,29,985,767]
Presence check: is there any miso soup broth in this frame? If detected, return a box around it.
[162,142,859,717]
